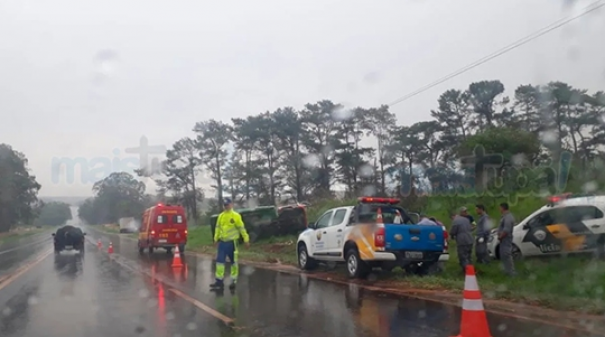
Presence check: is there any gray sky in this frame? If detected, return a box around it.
[1,0,603,197]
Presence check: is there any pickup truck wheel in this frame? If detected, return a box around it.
[298,244,317,270]
[345,249,370,279]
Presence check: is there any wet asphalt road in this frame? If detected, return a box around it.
[0,226,602,337]
[0,231,52,276]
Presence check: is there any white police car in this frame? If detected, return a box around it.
[488,194,605,259]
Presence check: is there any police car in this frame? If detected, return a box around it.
[487,194,605,259]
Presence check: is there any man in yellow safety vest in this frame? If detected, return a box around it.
[210,198,250,290]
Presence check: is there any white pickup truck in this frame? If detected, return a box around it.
[296,197,449,278]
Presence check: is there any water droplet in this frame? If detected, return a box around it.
[583,181,598,193]
[497,323,507,331]
[417,309,427,318]
[27,296,39,305]
[138,289,150,298]
[166,311,176,320]
[186,322,198,330]
[331,107,353,121]
[540,130,558,145]
[359,164,374,178]
[361,185,377,196]
[2,307,12,316]
[302,154,321,168]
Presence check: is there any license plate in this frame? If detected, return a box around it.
[404,251,423,259]
[158,239,167,243]
[65,245,73,250]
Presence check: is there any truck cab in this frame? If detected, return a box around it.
[296,197,449,278]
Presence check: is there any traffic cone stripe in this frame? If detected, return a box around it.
[463,289,483,300]
[464,274,480,291]
[462,298,485,311]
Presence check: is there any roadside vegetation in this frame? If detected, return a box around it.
[0,227,46,245]
[71,79,605,314]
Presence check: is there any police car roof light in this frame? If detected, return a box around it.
[358,197,400,205]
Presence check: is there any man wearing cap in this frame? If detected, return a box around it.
[449,207,474,274]
[210,198,250,290]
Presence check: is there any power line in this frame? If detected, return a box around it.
[388,0,605,107]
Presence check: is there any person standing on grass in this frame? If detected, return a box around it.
[210,197,250,290]
[474,204,492,264]
[449,207,474,275]
[498,202,516,277]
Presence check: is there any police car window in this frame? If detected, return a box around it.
[528,211,555,227]
[331,209,347,226]
[316,211,333,229]
[564,206,604,222]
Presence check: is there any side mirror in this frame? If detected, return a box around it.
[83,232,87,236]
[308,222,316,229]
[522,224,529,230]
[51,233,55,236]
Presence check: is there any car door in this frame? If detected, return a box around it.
[516,209,558,257]
[324,208,349,257]
[550,205,604,254]
[311,210,334,256]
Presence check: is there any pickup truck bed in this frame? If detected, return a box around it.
[383,223,444,262]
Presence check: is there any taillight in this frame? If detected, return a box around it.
[442,226,448,252]
[184,230,188,235]
[151,230,156,236]
[374,226,385,250]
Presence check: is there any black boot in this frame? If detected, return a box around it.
[210,280,224,289]
[229,282,236,290]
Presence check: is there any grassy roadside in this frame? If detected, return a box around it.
[0,227,47,245]
[187,222,605,314]
[187,225,298,264]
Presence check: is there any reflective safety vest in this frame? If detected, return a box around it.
[214,210,250,243]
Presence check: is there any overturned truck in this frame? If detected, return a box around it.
[53,225,86,254]
[210,204,308,243]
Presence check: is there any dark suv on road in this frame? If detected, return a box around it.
[53,225,86,254]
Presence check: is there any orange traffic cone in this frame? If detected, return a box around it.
[376,207,383,224]
[171,245,183,268]
[107,242,114,254]
[97,239,103,249]
[451,265,492,337]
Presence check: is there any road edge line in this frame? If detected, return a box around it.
[169,288,235,326]
[86,237,236,327]
[0,248,52,291]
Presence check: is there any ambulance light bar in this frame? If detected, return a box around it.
[358,197,400,205]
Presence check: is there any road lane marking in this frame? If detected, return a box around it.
[169,288,235,326]
[0,248,52,291]
[0,236,53,256]
[88,239,237,327]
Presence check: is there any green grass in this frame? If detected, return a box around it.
[0,227,46,244]
[187,225,298,265]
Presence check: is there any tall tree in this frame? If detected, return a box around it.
[193,120,233,206]
[0,144,41,232]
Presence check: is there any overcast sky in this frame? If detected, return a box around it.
[1,0,604,197]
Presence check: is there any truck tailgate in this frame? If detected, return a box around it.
[384,224,443,252]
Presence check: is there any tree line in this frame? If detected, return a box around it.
[124,79,603,220]
[0,144,78,232]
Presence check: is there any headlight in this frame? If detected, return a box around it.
[488,235,494,243]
